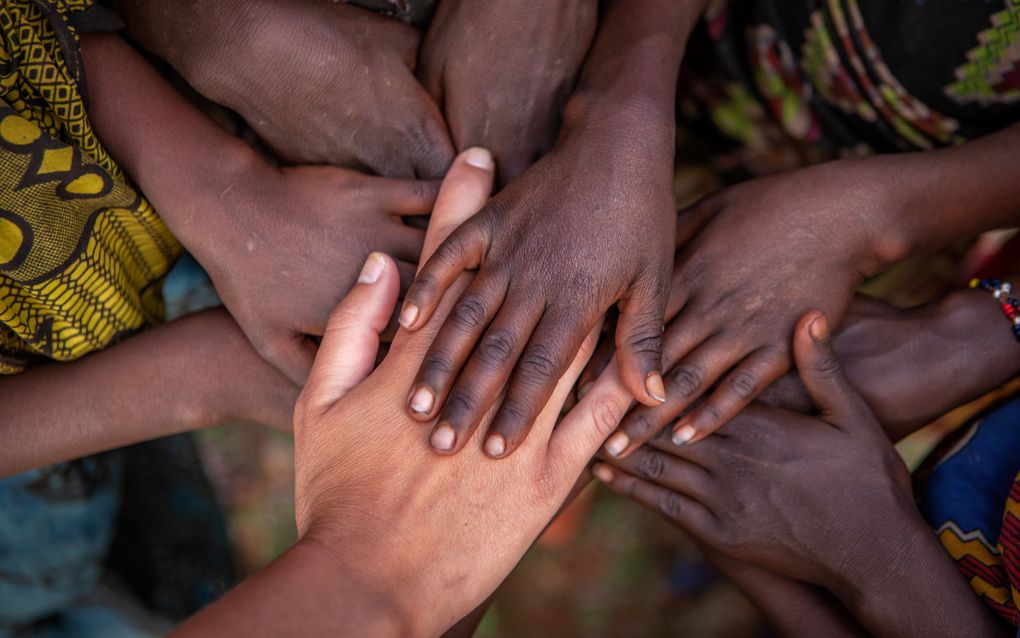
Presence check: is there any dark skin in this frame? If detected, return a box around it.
[115,0,455,178]
[82,34,440,384]
[401,0,708,459]
[586,286,1020,450]
[419,0,597,187]
[594,312,1011,638]
[605,124,1020,454]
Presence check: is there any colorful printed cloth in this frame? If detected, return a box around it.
[692,0,1020,175]
[920,396,1020,630]
[0,0,180,375]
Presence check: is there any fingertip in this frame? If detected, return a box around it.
[430,422,456,452]
[462,147,494,172]
[592,463,615,484]
[645,371,667,404]
[398,301,420,330]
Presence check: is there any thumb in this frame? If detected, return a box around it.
[302,252,401,412]
[615,274,669,407]
[793,311,872,432]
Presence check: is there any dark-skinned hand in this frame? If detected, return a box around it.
[602,159,907,455]
[595,311,915,589]
[593,312,1011,638]
[193,162,438,385]
[398,117,677,459]
[419,0,597,186]
[129,0,456,177]
[586,289,1020,449]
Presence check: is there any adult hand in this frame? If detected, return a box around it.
[193,162,438,384]
[119,0,455,177]
[286,149,623,635]
[399,112,677,459]
[605,159,906,454]
[419,0,596,185]
[592,312,1010,637]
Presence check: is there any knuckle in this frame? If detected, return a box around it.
[410,273,440,299]
[698,403,724,428]
[450,295,488,330]
[727,371,760,400]
[531,468,559,503]
[658,491,686,520]
[422,353,454,376]
[478,329,516,367]
[668,363,707,398]
[517,343,562,384]
[814,349,844,378]
[635,451,666,480]
[626,412,658,439]
[498,399,531,430]
[592,399,624,437]
[442,390,477,419]
[626,327,663,357]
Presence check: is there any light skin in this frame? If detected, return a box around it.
[419,0,597,186]
[401,0,709,460]
[0,308,297,478]
[114,0,455,178]
[80,33,440,384]
[174,150,629,637]
[606,121,1020,453]
[594,312,1011,638]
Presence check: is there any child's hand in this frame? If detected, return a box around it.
[122,0,454,178]
[594,311,916,590]
[419,0,596,186]
[193,164,438,384]
[398,120,677,459]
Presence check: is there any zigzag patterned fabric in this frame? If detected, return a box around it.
[0,0,180,373]
[921,396,1020,628]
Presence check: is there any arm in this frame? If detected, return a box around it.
[0,308,296,477]
[79,33,436,383]
[112,0,453,177]
[398,0,709,459]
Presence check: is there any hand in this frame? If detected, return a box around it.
[127,0,455,178]
[288,150,622,635]
[193,162,438,384]
[606,160,904,454]
[399,112,677,459]
[419,0,597,185]
[593,312,1011,637]
[594,311,916,588]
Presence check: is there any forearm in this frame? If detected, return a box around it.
[564,0,705,149]
[879,123,1020,267]
[79,33,264,267]
[835,510,1010,638]
[173,538,409,637]
[0,309,242,477]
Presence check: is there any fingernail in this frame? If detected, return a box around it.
[604,432,630,457]
[645,371,666,404]
[484,434,506,457]
[578,381,594,400]
[672,423,696,446]
[399,303,419,329]
[592,463,615,483]
[430,423,456,451]
[464,147,493,171]
[357,252,386,284]
[809,314,829,342]
[409,385,435,414]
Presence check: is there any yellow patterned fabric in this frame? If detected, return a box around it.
[0,0,180,374]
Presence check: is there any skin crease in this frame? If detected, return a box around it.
[418,0,597,187]
[174,151,629,637]
[605,126,1020,455]
[400,0,709,461]
[79,34,441,385]
[581,288,1020,445]
[114,0,455,178]
[0,308,298,478]
[594,313,1011,638]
